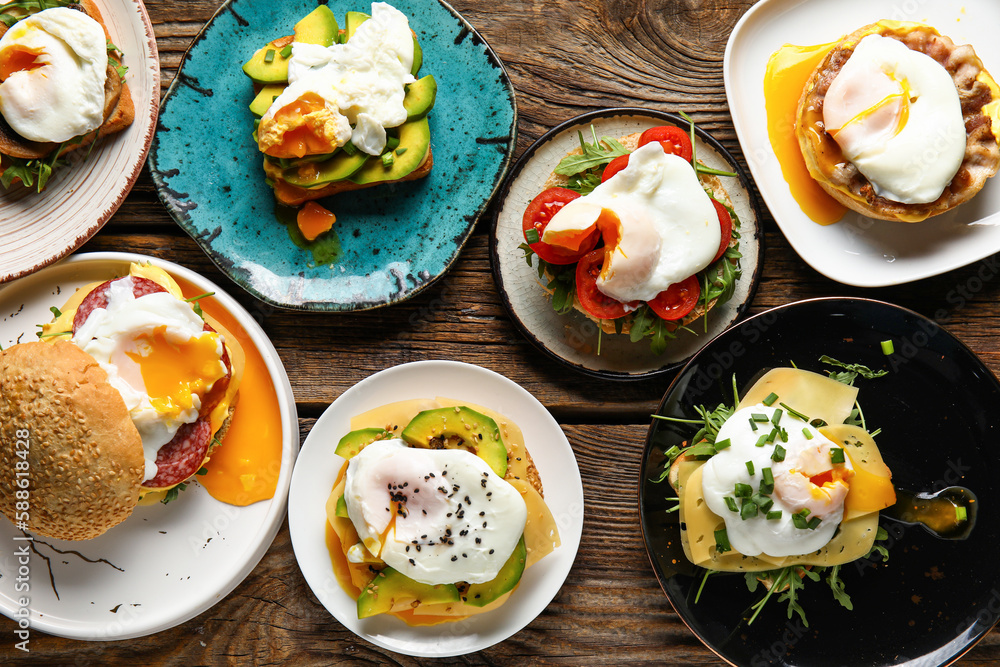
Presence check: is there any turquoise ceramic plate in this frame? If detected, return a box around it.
[150,0,516,311]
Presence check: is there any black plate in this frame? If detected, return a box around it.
[489,108,764,380]
[639,297,1000,666]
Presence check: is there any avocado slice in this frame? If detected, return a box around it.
[280,150,369,188]
[294,5,339,47]
[400,406,507,477]
[462,537,526,607]
[357,567,460,618]
[344,10,370,40]
[334,427,391,460]
[350,117,430,187]
[403,75,436,121]
[249,84,285,117]
[335,493,349,518]
[411,35,422,76]
[242,36,294,85]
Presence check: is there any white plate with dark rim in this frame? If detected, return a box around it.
[489,108,763,380]
[0,1,160,285]
[288,360,583,658]
[725,0,1000,287]
[0,252,298,640]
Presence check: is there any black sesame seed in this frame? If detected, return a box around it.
[462,553,467,558]
[451,555,458,562]
[489,549,494,554]
[409,558,415,566]
[475,537,481,544]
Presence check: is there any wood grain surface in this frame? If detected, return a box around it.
[4,0,1000,664]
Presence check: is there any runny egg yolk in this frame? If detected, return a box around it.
[124,326,226,417]
[297,201,337,241]
[263,92,340,159]
[0,45,44,81]
[764,41,848,225]
[176,278,284,507]
[829,75,911,143]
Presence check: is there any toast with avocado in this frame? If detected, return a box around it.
[243,4,435,207]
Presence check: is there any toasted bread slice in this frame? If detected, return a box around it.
[0,0,134,162]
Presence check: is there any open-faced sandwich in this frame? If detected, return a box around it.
[243,1,435,239]
[326,398,559,623]
[520,120,741,354]
[0,263,245,540]
[0,0,134,193]
[796,21,1000,222]
[656,360,902,623]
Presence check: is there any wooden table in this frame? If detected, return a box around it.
[4,0,1000,663]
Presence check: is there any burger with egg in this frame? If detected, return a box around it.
[796,21,1000,222]
[0,264,243,540]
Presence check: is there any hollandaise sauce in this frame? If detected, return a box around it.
[764,42,848,225]
[178,278,283,506]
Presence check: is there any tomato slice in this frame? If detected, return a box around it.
[522,187,598,265]
[601,154,630,183]
[648,275,701,321]
[575,249,635,320]
[711,198,733,263]
[638,126,693,163]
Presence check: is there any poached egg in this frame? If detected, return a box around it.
[72,278,228,482]
[822,33,966,204]
[0,7,108,143]
[257,2,414,158]
[541,142,721,303]
[700,405,855,558]
[343,439,527,585]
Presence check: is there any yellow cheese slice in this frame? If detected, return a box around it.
[738,367,858,426]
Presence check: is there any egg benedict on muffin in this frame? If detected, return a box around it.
[0,0,135,193]
[795,21,1000,222]
[0,263,244,540]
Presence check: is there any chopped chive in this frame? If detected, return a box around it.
[771,408,784,425]
[714,529,731,553]
[807,516,822,530]
[525,228,540,244]
[381,152,395,168]
[762,392,779,406]
[956,506,968,522]
[779,427,788,443]
[772,445,786,462]
[49,306,62,317]
[766,510,782,521]
[724,496,739,513]
[740,500,759,520]
[342,141,358,156]
[803,428,814,440]
[881,339,894,355]
[751,413,770,423]
[792,510,810,529]
[749,418,759,432]
[745,461,755,476]
[264,48,275,64]
[714,438,732,451]
[734,483,752,498]
[755,434,769,447]
[779,402,810,422]
[830,447,845,464]
[762,467,774,487]
[280,44,293,58]
[766,427,778,444]
[395,147,408,156]
[757,496,774,513]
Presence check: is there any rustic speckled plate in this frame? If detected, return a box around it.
[640,298,1000,666]
[490,109,763,380]
[149,0,516,312]
[0,0,160,284]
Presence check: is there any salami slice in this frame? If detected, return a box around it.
[142,419,213,489]
[72,276,168,332]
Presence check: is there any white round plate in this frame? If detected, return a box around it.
[490,108,763,379]
[288,360,584,658]
[725,0,1000,287]
[0,0,160,284]
[0,252,298,640]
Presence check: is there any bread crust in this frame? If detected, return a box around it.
[0,341,144,540]
[540,130,739,335]
[796,22,1000,222]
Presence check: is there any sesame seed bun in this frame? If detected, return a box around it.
[0,340,144,540]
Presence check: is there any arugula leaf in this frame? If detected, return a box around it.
[820,355,888,385]
[553,129,630,177]
[827,564,853,610]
